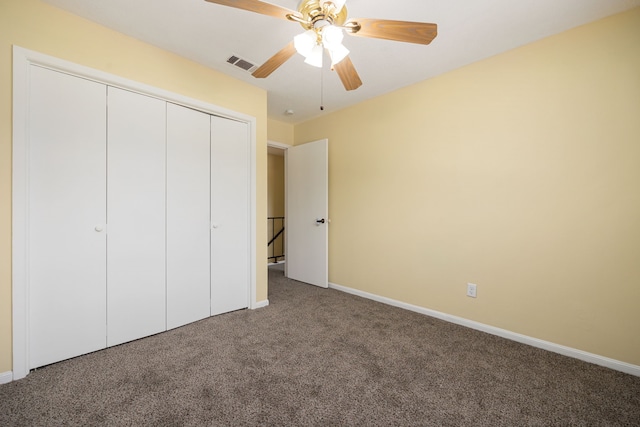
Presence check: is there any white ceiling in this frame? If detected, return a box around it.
[43,0,640,124]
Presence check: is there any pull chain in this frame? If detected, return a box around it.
[320,61,324,111]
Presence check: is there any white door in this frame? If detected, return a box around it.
[107,87,166,346]
[166,103,211,329]
[286,139,328,288]
[210,116,250,315]
[28,66,107,368]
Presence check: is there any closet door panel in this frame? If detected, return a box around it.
[107,87,166,346]
[28,66,107,368]
[211,117,249,315]
[166,103,211,329]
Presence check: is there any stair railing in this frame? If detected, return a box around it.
[268,216,285,263]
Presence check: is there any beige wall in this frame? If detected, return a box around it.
[267,119,294,145]
[295,8,640,365]
[268,154,285,218]
[0,0,268,373]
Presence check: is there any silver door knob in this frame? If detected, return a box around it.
[95,225,103,232]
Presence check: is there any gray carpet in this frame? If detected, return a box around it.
[1,264,639,426]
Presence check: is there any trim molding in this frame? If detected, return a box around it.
[253,299,269,309]
[267,140,292,150]
[0,371,13,384]
[329,282,640,377]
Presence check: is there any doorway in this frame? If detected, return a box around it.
[267,142,288,299]
[267,139,329,289]
[267,142,288,266]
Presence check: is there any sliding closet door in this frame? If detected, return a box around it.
[28,66,107,368]
[211,116,250,315]
[166,103,211,329]
[107,87,166,346]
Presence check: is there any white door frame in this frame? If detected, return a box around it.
[12,46,257,380]
[267,140,292,151]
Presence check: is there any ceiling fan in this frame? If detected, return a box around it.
[205,0,437,91]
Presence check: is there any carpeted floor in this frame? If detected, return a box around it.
[1,264,639,426]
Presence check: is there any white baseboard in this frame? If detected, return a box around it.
[0,371,13,384]
[329,282,640,377]
[253,299,269,309]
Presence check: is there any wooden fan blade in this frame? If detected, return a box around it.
[252,42,296,78]
[345,18,437,45]
[333,57,362,91]
[204,0,298,21]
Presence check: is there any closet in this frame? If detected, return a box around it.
[26,64,250,369]
[107,86,167,347]
[166,103,211,330]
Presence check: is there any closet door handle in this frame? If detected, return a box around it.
[94,225,104,232]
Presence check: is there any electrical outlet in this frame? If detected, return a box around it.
[467,283,477,298]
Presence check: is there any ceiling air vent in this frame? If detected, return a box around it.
[227,55,258,73]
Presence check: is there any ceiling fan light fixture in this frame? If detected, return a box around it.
[322,24,344,47]
[294,29,317,57]
[304,44,324,68]
[328,43,349,66]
